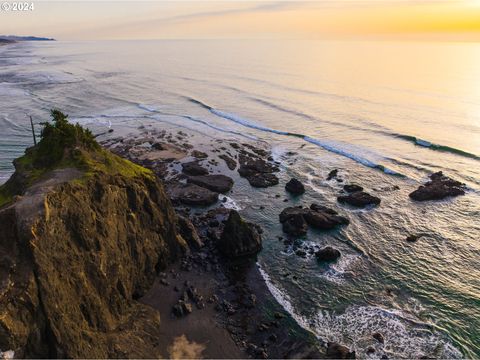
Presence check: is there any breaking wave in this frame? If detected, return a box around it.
[188,97,402,175]
[135,103,257,140]
[395,134,479,160]
[258,264,462,359]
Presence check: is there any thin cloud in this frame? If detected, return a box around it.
[150,1,303,24]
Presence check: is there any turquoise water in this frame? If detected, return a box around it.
[0,40,479,358]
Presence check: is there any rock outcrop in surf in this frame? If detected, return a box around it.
[285,178,305,195]
[0,111,187,358]
[279,204,349,236]
[409,171,466,201]
[337,191,381,208]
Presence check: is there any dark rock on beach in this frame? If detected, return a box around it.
[172,300,193,317]
[177,215,204,249]
[326,342,355,359]
[327,169,338,180]
[406,233,425,243]
[167,183,219,206]
[372,332,385,344]
[219,154,237,170]
[187,174,234,193]
[338,191,381,208]
[191,150,208,159]
[247,173,279,188]
[343,184,364,193]
[218,210,262,258]
[181,161,209,176]
[316,247,341,262]
[285,178,305,195]
[238,153,279,188]
[409,171,465,201]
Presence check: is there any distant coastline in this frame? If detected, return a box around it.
[0,35,55,42]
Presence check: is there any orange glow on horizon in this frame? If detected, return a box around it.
[2,1,480,41]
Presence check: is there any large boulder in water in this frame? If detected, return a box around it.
[315,247,341,262]
[304,204,349,230]
[283,213,309,237]
[279,206,308,223]
[218,210,262,258]
[279,207,309,236]
[187,174,234,193]
[279,205,349,236]
[285,178,305,195]
[409,171,465,201]
[337,191,380,208]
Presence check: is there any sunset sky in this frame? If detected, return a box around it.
[2,1,480,41]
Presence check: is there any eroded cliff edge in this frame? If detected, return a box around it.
[0,112,187,358]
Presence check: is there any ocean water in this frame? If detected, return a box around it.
[0,40,479,358]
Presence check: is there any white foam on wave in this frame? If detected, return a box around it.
[71,116,112,128]
[182,114,258,140]
[135,103,257,140]
[415,138,432,147]
[320,253,362,284]
[137,103,159,112]
[313,305,462,359]
[270,145,287,163]
[257,263,312,331]
[304,167,327,194]
[3,55,44,66]
[257,264,462,359]
[210,109,290,136]
[269,145,292,170]
[219,195,243,211]
[304,136,399,175]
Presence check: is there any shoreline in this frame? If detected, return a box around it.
[101,128,328,358]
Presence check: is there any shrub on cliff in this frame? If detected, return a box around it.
[19,109,150,179]
[35,109,100,167]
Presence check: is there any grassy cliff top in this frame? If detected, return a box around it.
[0,110,152,207]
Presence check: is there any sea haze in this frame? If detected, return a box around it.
[0,39,479,358]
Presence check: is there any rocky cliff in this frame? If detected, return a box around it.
[0,111,187,358]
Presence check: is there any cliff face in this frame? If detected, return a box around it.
[0,169,187,358]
